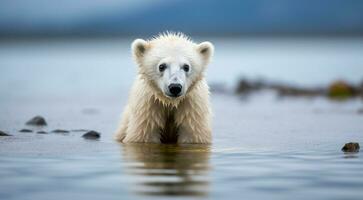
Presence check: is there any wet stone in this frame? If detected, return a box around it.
[82,131,101,139]
[26,116,47,126]
[0,130,11,136]
[51,129,70,133]
[19,129,33,133]
[71,129,89,132]
[342,142,360,153]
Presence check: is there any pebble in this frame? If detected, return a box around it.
[19,129,33,133]
[51,129,70,133]
[0,130,11,136]
[71,129,89,132]
[82,131,101,139]
[342,142,360,153]
[26,116,47,126]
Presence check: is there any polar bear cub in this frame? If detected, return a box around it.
[115,32,214,144]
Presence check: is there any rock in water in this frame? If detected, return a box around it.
[0,130,11,136]
[71,129,89,132]
[51,129,70,133]
[82,131,101,139]
[342,142,360,153]
[19,129,33,133]
[26,116,47,126]
[37,131,47,134]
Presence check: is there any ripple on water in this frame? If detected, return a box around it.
[120,143,211,197]
[0,144,363,200]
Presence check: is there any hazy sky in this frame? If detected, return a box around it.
[0,0,163,25]
[1,0,362,34]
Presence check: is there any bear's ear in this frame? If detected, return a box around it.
[131,39,149,61]
[197,41,214,64]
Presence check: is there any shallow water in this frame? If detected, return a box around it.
[1,37,363,99]
[1,93,363,200]
[1,38,363,199]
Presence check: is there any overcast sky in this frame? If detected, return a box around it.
[0,0,164,25]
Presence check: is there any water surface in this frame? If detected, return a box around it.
[0,38,363,200]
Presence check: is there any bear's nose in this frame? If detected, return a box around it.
[168,84,182,96]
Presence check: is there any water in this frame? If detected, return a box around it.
[0,38,363,200]
[1,37,363,99]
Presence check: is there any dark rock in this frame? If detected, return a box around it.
[51,129,70,133]
[0,130,11,136]
[37,131,47,134]
[234,78,362,100]
[342,142,360,153]
[71,129,89,132]
[26,116,47,126]
[19,129,33,133]
[82,131,101,139]
[236,79,266,94]
[235,78,325,97]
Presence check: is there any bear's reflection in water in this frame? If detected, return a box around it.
[120,143,211,197]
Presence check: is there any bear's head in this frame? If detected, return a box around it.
[131,32,214,100]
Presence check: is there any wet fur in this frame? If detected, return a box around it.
[160,109,179,144]
[114,32,213,144]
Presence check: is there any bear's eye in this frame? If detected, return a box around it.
[158,64,167,72]
[182,64,190,72]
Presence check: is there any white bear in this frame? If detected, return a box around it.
[114,32,214,144]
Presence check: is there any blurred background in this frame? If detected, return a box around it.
[1,0,363,36]
[1,1,363,199]
[0,0,363,100]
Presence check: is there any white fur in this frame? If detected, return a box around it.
[115,32,214,144]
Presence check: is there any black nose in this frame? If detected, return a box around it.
[168,84,182,96]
